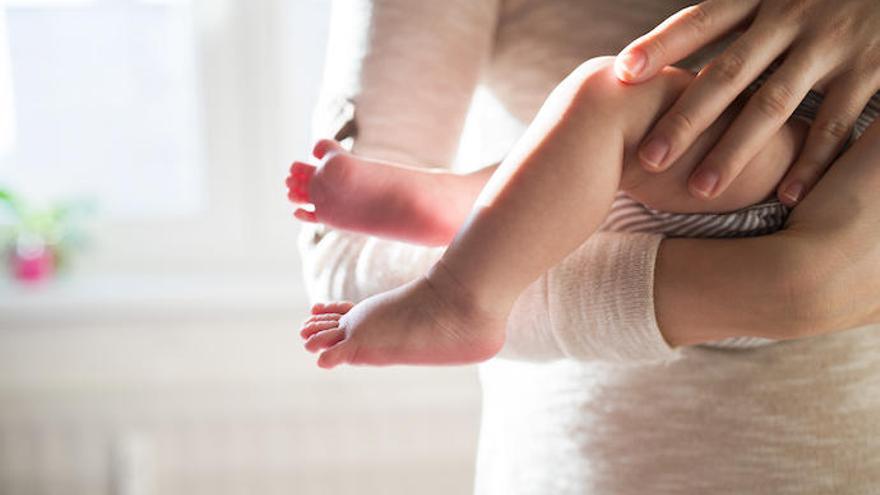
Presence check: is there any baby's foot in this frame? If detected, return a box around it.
[299,265,506,368]
[286,140,471,246]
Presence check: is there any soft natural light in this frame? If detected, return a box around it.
[0,8,14,155]
[0,3,487,495]
[0,0,203,218]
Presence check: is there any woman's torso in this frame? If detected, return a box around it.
[476,1,880,493]
[485,0,693,122]
[477,326,880,493]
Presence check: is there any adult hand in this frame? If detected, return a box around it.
[615,0,880,206]
[777,118,880,337]
[655,119,880,347]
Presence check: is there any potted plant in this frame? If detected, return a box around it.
[0,188,92,283]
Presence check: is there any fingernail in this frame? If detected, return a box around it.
[639,136,669,169]
[782,182,804,204]
[618,49,646,79]
[690,169,720,199]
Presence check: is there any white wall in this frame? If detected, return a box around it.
[0,293,482,495]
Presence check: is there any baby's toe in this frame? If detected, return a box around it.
[311,301,354,315]
[312,139,343,159]
[317,340,356,369]
[300,319,340,339]
[287,161,315,204]
[302,313,343,326]
[294,208,318,223]
[304,328,346,353]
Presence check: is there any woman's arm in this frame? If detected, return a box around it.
[657,119,880,347]
[654,235,796,346]
[542,122,880,356]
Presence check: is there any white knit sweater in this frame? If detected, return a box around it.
[300,1,880,492]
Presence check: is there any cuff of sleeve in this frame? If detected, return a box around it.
[547,233,680,364]
[297,223,443,304]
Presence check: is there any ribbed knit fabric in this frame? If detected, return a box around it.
[547,233,671,362]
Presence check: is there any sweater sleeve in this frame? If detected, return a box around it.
[301,0,681,365]
[500,231,680,363]
[313,0,498,167]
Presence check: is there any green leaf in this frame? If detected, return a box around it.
[0,187,23,223]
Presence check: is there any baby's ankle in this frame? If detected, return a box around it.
[425,260,510,325]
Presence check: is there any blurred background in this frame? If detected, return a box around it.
[0,1,483,493]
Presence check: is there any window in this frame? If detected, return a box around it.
[2,0,203,218]
[0,0,333,277]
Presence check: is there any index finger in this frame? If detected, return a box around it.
[615,0,759,83]
[636,24,794,172]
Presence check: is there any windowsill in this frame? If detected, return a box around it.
[0,272,309,327]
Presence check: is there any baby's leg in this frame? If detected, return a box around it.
[287,141,494,246]
[302,57,672,368]
[288,74,804,250]
[301,57,803,368]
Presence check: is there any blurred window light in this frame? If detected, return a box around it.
[5,0,94,6]
[0,8,14,156]
[0,0,203,219]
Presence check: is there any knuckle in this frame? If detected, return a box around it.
[754,81,795,120]
[567,57,619,104]
[662,110,697,141]
[774,0,811,22]
[647,34,669,60]
[710,49,747,84]
[679,4,712,36]
[814,116,852,142]
[569,56,615,90]
[571,56,612,78]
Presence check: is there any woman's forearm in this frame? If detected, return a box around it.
[317,0,500,167]
[658,119,880,346]
[653,235,799,346]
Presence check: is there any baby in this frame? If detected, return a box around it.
[287,56,807,369]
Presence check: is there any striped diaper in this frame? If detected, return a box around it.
[601,87,879,350]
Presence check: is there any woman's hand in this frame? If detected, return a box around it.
[615,0,880,206]
[655,119,880,346]
[777,118,880,337]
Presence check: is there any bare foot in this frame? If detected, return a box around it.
[286,140,476,246]
[299,264,506,368]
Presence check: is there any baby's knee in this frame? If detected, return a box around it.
[555,57,623,118]
[568,56,618,86]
